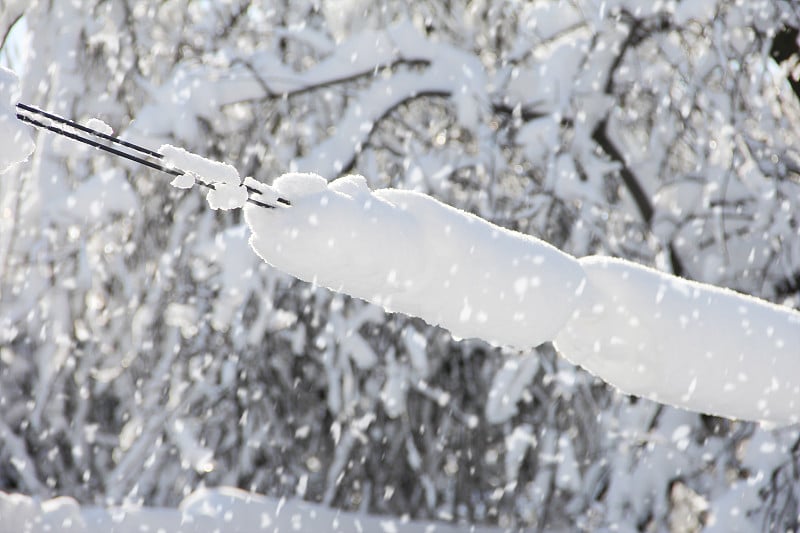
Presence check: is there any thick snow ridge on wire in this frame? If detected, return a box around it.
[159,144,240,184]
[160,144,247,209]
[242,173,800,425]
[0,67,35,174]
[244,173,587,349]
[553,256,800,425]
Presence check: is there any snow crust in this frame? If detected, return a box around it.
[0,66,35,174]
[0,487,496,533]
[159,144,246,209]
[553,256,800,425]
[244,173,587,349]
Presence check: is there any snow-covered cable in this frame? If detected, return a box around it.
[14,103,291,209]
[8,98,798,425]
[244,173,800,426]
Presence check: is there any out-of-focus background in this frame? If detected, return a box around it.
[1,1,799,530]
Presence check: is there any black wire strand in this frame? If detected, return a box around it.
[16,112,184,177]
[16,102,164,159]
[15,103,290,209]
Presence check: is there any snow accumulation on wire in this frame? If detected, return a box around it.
[34,127,793,425]
[85,117,113,135]
[0,67,35,174]
[243,173,800,426]
[244,173,587,350]
[554,257,800,426]
[159,144,247,209]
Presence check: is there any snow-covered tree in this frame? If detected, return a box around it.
[1,0,799,530]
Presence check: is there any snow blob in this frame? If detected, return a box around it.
[244,173,587,348]
[206,183,248,210]
[159,144,246,209]
[553,256,800,425]
[0,67,35,174]
[170,172,196,189]
[85,117,113,135]
[159,144,239,183]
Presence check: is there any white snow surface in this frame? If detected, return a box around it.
[207,183,248,210]
[242,173,800,425]
[170,172,196,189]
[85,117,113,135]
[159,144,246,209]
[0,487,497,533]
[0,67,35,174]
[159,144,239,184]
[553,256,800,425]
[244,173,587,349]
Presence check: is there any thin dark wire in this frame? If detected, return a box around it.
[16,104,290,208]
[17,112,184,176]
[16,102,164,159]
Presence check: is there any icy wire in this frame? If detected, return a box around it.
[15,103,290,210]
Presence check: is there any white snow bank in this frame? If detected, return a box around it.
[0,488,498,532]
[159,144,246,209]
[553,256,800,425]
[0,67,35,174]
[85,117,113,135]
[244,173,586,348]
